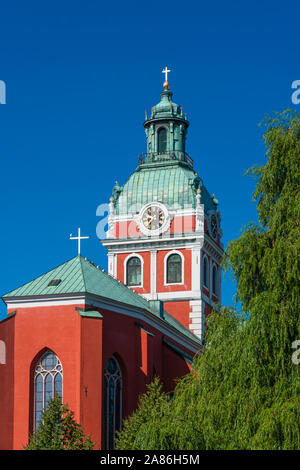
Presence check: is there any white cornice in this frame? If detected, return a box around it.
[3,295,86,308]
[102,233,204,253]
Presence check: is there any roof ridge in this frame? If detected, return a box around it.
[78,255,87,292]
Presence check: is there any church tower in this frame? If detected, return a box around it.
[102,69,223,341]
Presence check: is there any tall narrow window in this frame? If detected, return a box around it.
[126,257,141,286]
[34,351,63,430]
[158,127,167,153]
[167,253,182,284]
[212,266,217,296]
[104,356,122,450]
[203,257,208,287]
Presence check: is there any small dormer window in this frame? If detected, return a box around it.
[48,279,62,287]
[158,127,167,153]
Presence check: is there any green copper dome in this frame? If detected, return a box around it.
[114,161,216,216]
[112,83,217,216]
[115,162,194,214]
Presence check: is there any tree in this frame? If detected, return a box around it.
[115,109,300,450]
[115,377,171,450]
[25,396,95,450]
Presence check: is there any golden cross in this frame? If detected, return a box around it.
[69,228,89,255]
[162,66,171,82]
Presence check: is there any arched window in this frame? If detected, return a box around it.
[166,253,182,284]
[203,257,208,288]
[104,356,122,450]
[157,127,167,153]
[212,265,217,296]
[34,351,63,430]
[126,256,142,286]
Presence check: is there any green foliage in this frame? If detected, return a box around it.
[116,109,300,450]
[115,377,171,450]
[25,396,95,450]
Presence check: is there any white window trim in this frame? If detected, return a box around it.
[164,250,185,286]
[202,254,209,290]
[124,253,144,288]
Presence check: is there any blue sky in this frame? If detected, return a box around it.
[0,0,299,319]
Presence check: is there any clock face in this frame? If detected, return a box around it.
[210,214,218,239]
[142,206,165,231]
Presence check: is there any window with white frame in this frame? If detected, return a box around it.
[34,350,63,430]
[166,252,183,284]
[126,256,142,286]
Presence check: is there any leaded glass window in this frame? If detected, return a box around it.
[167,253,182,284]
[34,351,63,430]
[104,357,122,450]
[126,257,141,286]
[158,127,167,153]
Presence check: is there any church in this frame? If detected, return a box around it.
[0,69,223,450]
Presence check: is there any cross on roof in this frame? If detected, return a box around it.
[69,228,89,255]
[162,66,171,82]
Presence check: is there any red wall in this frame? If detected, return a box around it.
[0,314,15,450]
[79,315,103,448]
[0,301,195,450]
[163,300,191,329]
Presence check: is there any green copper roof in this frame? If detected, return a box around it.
[3,256,153,311]
[2,255,201,345]
[114,161,216,216]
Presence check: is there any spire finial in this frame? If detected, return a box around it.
[162,66,171,90]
